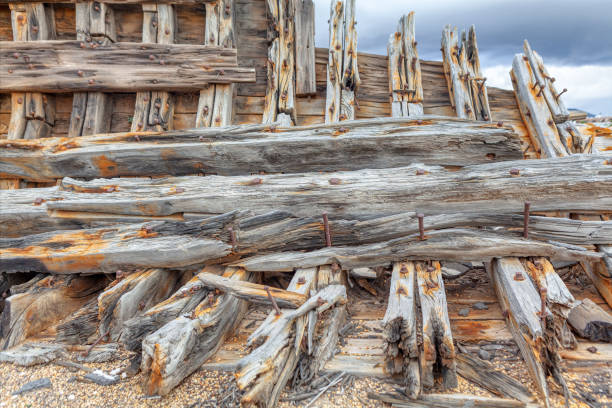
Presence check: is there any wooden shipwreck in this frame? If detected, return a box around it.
[0,1,610,407]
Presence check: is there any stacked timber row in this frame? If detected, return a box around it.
[1,3,612,408]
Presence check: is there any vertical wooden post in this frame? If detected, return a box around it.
[441,25,475,120]
[294,0,316,96]
[8,3,56,141]
[339,0,359,120]
[196,0,235,128]
[131,4,176,132]
[69,1,116,137]
[465,26,491,121]
[325,0,343,123]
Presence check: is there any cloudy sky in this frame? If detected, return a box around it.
[311,0,612,116]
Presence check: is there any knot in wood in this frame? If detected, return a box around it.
[28,64,34,70]
[32,26,39,33]
[105,186,115,193]
[134,134,141,141]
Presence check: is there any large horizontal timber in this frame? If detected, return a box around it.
[441,25,491,121]
[388,12,424,117]
[131,3,176,132]
[68,1,116,137]
[7,3,56,142]
[325,0,360,123]
[0,117,524,181]
[0,41,256,93]
[37,155,612,218]
[1,210,610,274]
[489,258,575,408]
[262,0,297,126]
[195,0,235,128]
[1,0,220,3]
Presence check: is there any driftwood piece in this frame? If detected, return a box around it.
[416,261,457,390]
[7,3,56,141]
[41,155,612,218]
[511,54,568,158]
[523,40,569,123]
[10,0,221,3]
[55,297,99,344]
[382,261,420,398]
[97,269,185,341]
[567,298,612,342]
[294,0,315,96]
[69,1,116,137]
[465,26,491,121]
[339,0,359,121]
[0,342,66,366]
[0,117,523,181]
[1,274,106,349]
[368,391,537,408]
[490,258,568,408]
[325,0,343,123]
[388,13,423,117]
[141,267,251,396]
[0,41,254,93]
[456,353,533,403]
[120,266,223,352]
[582,245,612,308]
[441,26,475,120]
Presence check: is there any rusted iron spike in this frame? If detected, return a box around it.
[82,328,110,357]
[555,88,568,100]
[265,286,281,316]
[523,201,531,239]
[417,213,425,240]
[323,212,332,247]
[228,226,237,250]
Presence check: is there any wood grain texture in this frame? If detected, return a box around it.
[0,117,523,181]
[582,245,612,308]
[441,25,474,120]
[465,26,490,121]
[339,0,358,121]
[567,298,612,342]
[294,0,315,96]
[324,0,343,123]
[42,155,612,219]
[0,41,255,93]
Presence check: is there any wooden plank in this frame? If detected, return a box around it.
[581,245,612,308]
[325,0,343,123]
[511,54,568,157]
[441,25,475,120]
[294,0,315,96]
[567,298,612,342]
[42,155,612,218]
[276,0,296,124]
[465,26,491,121]
[339,0,358,121]
[6,0,219,3]
[0,117,523,181]
[0,41,255,93]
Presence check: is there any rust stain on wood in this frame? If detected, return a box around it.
[92,154,119,177]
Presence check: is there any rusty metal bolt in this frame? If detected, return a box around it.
[34,197,44,205]
[152,21,157,28]
[143,96,149,102]
[513,272,525,281]
[328,178,341,185]
[509,168,520,176]
[77,70,84,77]
[418,213,425,240]
[17,97,23,104]
[297,277,306,284]
[400,264,408,274]
[134,134,141,142]
[149,54,155,60]
[416,169,425,175]
[137,123,143,130]
[154,118,160,125]
[165,29,170,35]
[497,121,504,127]
[88,79,95,85]
[397,286,406,295]
[12,52,19,59]
[219,69,225,76]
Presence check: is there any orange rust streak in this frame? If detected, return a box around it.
[92,155,119,178]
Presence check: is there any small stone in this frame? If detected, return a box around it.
[12,378,52,395]
[84,370,119,386]
[68,395,75,401]
[458,308,470,317]
[478,349,491,360]
[473,302,489,310]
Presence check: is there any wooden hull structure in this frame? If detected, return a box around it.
[0,1,610,408]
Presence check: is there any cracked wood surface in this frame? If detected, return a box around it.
[0,117,523,181]
[0,41,255,93]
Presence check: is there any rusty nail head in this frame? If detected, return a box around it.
[297,277,306,284]
[497,121,504,127]
[514,272,525,281]
[265,286,282,316]
[397,286,406,295]
[509,168,520,176]
[328,178,341,185]
[12,52,19,59]
[416,169,425,175]
[17,97,23,104]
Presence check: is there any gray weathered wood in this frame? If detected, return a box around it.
[465,26,491,121]
[0,41,255,93]
[55,297,99,344]
[567,298,612,342]
[7,0,218,3]
[511,54,568,158]
[294,0,316,96]
[42,155,612,219]
[325,0,343,123]
[441,26,475,120]
[369,391,538,408]
[339,0,359,121]
[382,261,420,398]
[0,117,523,181]
[141,267,250,396]
[581,245,612,308]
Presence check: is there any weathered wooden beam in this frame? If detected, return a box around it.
[6,0,218,3]
[97,269,185,341]
[523,40,569,123]
[465,26,491,121]
[441,25,475,120]
[141,267,251,396]
[489,258,569,408]
[567,298,612,342]
[55,297,99,345]
[0,41,255,93]
[42,155,612,219]
[0,117,523,181]
[196,271,307,308]
[1,274,107,349]
[277,0,296,125]
[339,0,359,121]
[69,1,116,137]
[294,0,316,96]
[511,54,568,158]
[581,245,612,308]
[416,261,457,390]
[325,0,343,123]
[368,391,537,408]
[7,3,56,141]
[120,266,223,352]
[382,261,420,398]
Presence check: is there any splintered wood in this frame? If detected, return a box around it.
[441,25,490,121]
[325,0,360,123]
[387,12,423,117]
[196,0,235,127]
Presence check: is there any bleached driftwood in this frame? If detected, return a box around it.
[581,245,612,308]
[441,25,475,120]
[325,0,343,123]
[567,298,612,342]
